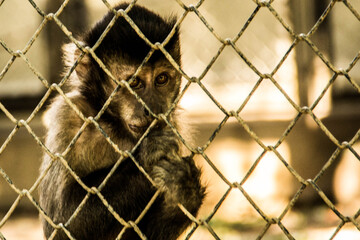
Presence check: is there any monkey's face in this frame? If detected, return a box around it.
[106,59,181,138]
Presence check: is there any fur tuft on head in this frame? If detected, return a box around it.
[84,3,180,64]
[61,42,87,88]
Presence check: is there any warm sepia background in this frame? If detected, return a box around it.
[1,0,360,239]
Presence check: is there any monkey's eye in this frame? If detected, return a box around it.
[155,73,169,87]
[129,77,142,89]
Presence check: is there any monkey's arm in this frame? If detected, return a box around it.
[43,95,122,177]
[40,126,204,240]
[139,127,205,215]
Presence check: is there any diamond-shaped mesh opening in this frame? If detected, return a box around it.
[238,78,299,123]
[0,56,45,100]
[199,46,262,111]
[1,0,360,239]
[199,0,258,38]
[181,14,224,78]
[235,7,294,74]
[0,0,45,50]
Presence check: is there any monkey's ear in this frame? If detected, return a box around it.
[62,42,91,80]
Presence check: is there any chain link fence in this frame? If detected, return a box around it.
[0,0,360,239]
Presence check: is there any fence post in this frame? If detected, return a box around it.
[45,0,89,84]
[289,0,336,205]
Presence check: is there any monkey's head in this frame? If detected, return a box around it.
[64,3,181,139]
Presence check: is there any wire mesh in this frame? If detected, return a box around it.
[0,0,360,239]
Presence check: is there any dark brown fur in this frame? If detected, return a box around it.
[39,3,204,240]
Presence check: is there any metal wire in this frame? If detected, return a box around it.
[0,0,359,239]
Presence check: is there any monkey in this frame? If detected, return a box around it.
[39,3,205,240]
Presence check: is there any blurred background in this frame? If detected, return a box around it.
[0,0,360,239]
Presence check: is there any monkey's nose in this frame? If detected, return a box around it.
[128,121,151,134]
[128,124,146,134]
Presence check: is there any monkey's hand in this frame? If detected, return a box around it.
[138,128,204,214]
[139,128,181,169]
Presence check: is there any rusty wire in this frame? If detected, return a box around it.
[0,0,360,239]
